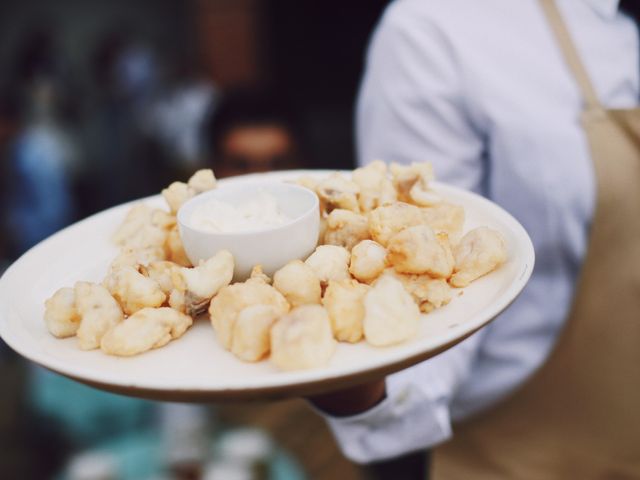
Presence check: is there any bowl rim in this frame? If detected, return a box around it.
[177,180,319,238]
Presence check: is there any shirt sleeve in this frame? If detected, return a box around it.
[324,333,484,464]
[323,4,488,464]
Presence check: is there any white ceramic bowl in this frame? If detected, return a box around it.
[177,181,319,280]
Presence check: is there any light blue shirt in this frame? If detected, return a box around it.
[326,0,638,463]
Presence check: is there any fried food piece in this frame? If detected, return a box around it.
[390,162,441,206]
[385,269,452,313]
[352,160,397,212]
[75,282,124,350]
[171,250,234,316]
[318,214,328,245]
[140,261,181,295]
[367,202,424,246]
[249,265,271,284]
[322,279,370,343]
[273,260,321,307]
[304,245,351,288]
[109,246,166,272]
[104,266,166,315]
[112,204,171,250]
[187,169,217,193]
[387,225,455,278]
[209,278,289,350]
[324,209,371,251]
[165,225,191,267]
[44,287,81,338]
[294,175,320,192]
[230,305,280,362]
[450,227,507,287]
[349,240,388,283]
[270,305,336,371]
[316,173,361,214]
[421,203,465,243]
[100,307,192,356]
[363,275,420,347]
[162,182,194,214]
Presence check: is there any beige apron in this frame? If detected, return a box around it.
[432,0,640,478]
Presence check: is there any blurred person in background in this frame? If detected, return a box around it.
[144,46,218,180]
[312,1,640,478]
[1,26,79,257]
[204,88,306,178]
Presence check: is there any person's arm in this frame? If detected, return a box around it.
[310,2,487,464]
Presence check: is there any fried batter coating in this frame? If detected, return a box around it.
[209,278,289,350]
[367,202,424,246]
[450,227,507,287]
[316,173,360,214]
[230,305,280,362]
[109,246,166,272]
[324,209,370,251]
[270,305,336,371]
[140,261,181,294]
[294,175,320,192]
[171,250,234,316]
[421,203,465,243]
[322,279,370,343]
[352,160,397,212]
[363,275,420,347]
[112,204,170,250]
[165,225,192,267]
[44,287,81,338]
[385,269,452,313]
[249,265,271,284]
[349,240,388,283]
[390,162,440,206]
[273,260,321,307]
[162,182,194,214]
[75,282,124,350]
[104,266,166,315]
[187,169,217,193]
[304,245,351,288]
[387,225,455,278]
[100,307,192,356]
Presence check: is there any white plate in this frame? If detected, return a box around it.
[0,170,534,401]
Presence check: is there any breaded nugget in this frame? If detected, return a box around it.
[270,305,336,371]
[231,305,280,362]
[316,173,360,214]
[387,225,455,278]
[363,275,420,347]
[385,269,452,313]
[352,160,396,212]
[421,203,465,243]
[324,209,370,251]
[44,287,81,338]
[273,260,321,307]
[322,279,370,343]
[75,281,124,350]
[171,250,234,316]
[104,266,166,315]
[367,202,424,246]
[450,227,507,287]
[209,278,289,350]
[100,307,192,356]
[349,240,388,283]
[304,245,351,288]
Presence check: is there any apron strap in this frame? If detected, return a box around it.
[539,0,602,111]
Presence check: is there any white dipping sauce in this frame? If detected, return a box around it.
[190,191,292,233]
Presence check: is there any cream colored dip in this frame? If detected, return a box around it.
[190,191,292,233]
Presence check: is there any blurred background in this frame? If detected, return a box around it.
[0,0,395,479]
